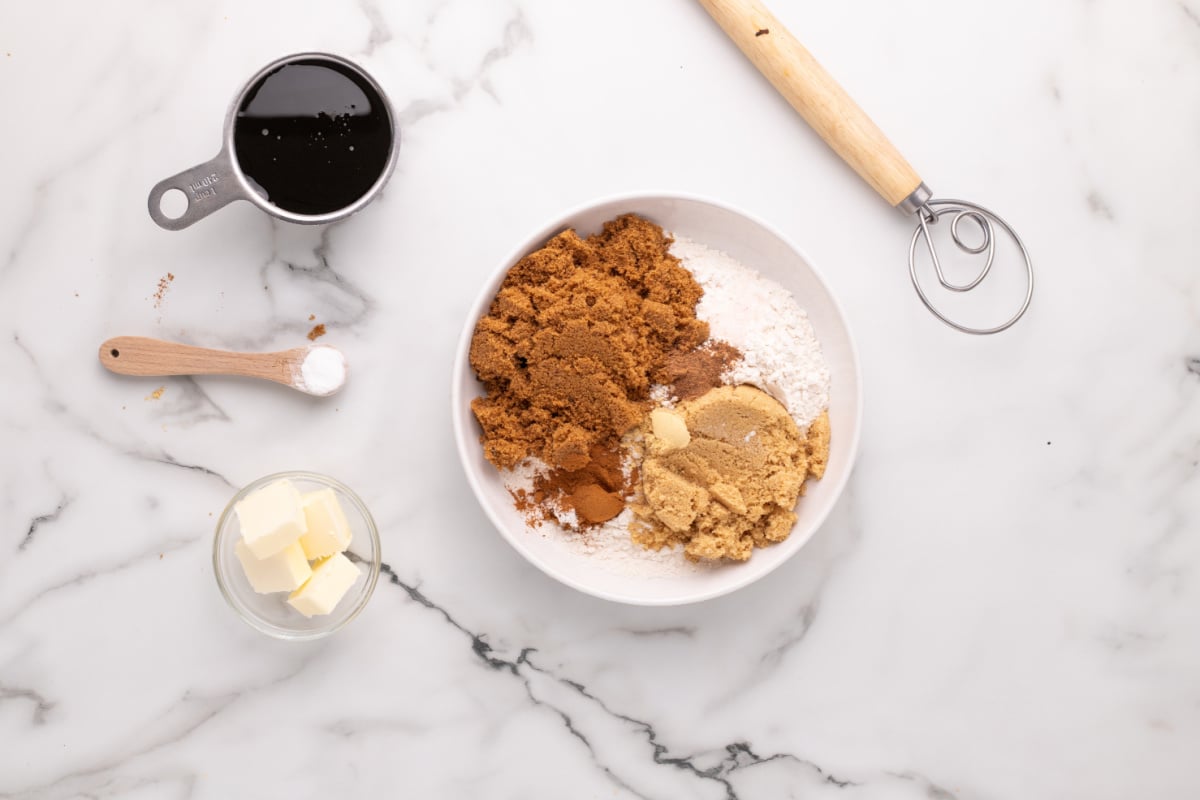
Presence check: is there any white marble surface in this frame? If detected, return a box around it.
[2,0,1198,797]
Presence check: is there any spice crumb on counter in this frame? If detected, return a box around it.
[152,273,174,308]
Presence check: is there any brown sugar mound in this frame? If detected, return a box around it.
[469,214,708,521]
[631,385,812,561]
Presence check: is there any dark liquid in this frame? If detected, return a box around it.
[233,60,393,216]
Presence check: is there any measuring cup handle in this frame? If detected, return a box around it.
[147,150,246,230]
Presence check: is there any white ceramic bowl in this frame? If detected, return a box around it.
[452,193,862,605]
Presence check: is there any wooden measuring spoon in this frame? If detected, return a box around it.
[99,336,347,397]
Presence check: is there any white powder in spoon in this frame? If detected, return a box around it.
[669,234,830,429]
[296,346,347,396]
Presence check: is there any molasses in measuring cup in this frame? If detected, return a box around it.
[149,53,398,230]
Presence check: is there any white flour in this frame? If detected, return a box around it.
[562,508,705,577]
[669,234,830,430]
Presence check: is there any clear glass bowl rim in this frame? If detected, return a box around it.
[212,470,382,641]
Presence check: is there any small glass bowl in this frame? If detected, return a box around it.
[213,471,381,640]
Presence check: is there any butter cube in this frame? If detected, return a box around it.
[288,552,362,617]
[235,539,312,594]
[235,479,307,559]
[650,408,691,451]
[298,488,353,560]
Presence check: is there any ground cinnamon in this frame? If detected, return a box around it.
[532,443,628,524]
[662,340,742,401]
[470,214,707,523]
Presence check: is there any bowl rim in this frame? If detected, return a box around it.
[451,190,863,605]
[213,470,382,640]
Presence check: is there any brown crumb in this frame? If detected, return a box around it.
[508,486,544,528]
[755,28,769,36]
[159,553,163,560]
[145,386,165,401]
[152,273,175,309]
[308,314,316,321]
[307,323,327,341]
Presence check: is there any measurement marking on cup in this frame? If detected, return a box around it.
[188,173,220,201]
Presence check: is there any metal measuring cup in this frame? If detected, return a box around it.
[148,52,399,230]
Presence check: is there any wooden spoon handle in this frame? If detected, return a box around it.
[99,336,293,385]
[696,0,925,208]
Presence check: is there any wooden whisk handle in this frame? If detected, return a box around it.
[697,0,927,210]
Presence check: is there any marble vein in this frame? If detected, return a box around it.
[1181,2,1200,28]
[75,773,197,800]
[2,655,322,799]
[8,334,234,489]
[1,180,49,279]
[156,378,231,427]
[0,21,211,282]
[454,8,532,103]
[2,694,236,800]
[141,454,232,489]
[887,770,961,800]
[18,495,72,552]
[713,483,865,710]
[378,562,954,800]
[185,221,377,354]
[0,684,55,726]
[754,602,819,673]
[620,625,697,638]
[354,0,393,56]
[281,226,375,321]
[1086,190,1115,221]
[0,534,200,628]
[411,2,532,107]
